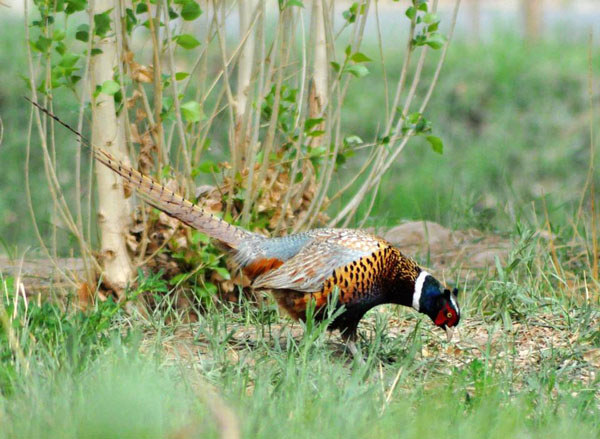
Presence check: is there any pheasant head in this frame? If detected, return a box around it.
[412,271,460,340]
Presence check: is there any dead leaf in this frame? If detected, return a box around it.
[583,348,600,367]
[76,282,93,309]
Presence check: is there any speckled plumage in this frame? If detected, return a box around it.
[251,231,422,337]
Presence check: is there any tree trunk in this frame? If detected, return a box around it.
[310,0,328,141]
[90,0,134,295]
[522,0,542,41]
[234,0,259,167]
[467,0,480,42]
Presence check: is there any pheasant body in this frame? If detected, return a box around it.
[26,98,461,344]
[96,147,461,340]
[258,233,422,337]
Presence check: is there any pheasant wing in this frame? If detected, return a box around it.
[252,231,383,293]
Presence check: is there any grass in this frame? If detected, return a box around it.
[1,243,599,438]
[346,31,600,232]
[1,211,600,437]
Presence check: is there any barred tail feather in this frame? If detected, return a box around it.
[93,148,253,249]
[25,97,254,249]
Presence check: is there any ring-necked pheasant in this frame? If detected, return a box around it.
[28,99,461,353]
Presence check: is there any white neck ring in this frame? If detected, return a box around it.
[412,271,430,311]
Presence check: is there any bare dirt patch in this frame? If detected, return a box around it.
[149,307,599,399]
[380,220,510,270]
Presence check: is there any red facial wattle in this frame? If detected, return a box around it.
[434,304,458,327]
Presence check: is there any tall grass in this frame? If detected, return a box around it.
[3,205,600,437]
[1,262,599,438]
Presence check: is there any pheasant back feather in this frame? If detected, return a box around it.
[251,229,385,291]
[267,240,421,320]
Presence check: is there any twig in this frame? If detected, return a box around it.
[381,366,404,414]
[163,0,193,185]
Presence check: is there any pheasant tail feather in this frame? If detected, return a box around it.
[94,148,252,249]
[25,97,252,250]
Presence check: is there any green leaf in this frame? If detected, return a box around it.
[378,134,390,145]
[190,230,210,244]
[142,18,160,30]
[100,79,120,96]
[203,282,218,296]
[310,146,327,158]
[181,100,204,122]
[342,1,363,23]
[196,160,218,174]
[181,1,202,20]
[284,0,304,8]
[75,24,89,42]
[33,35,52,52]
[344,64,369,77]
[412,34,426,47]
[415,116,431,133]
[343,135,363,146]
[425,32,446,50]
[125,8,137,33]
[174,34,200,49]
[169,273,188,286]
[304,118,324,132]
[55,42,66,55]
[175,72,189,81]
[350,52,372,63]
[52,29,65,41]
[427,22,439,32]
[307,130,325,138]
[405,6,416,20]
[426,135,443,154]
[407,112,422,124]
[330,62,341,73]
[423,12,440,24]
[65,0,86,14]
[342,9,355,23]
[94,10,113,38]
[213,267,231,280]
[136,3,148,13]
[59,53,80,68]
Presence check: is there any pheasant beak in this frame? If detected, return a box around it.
[445,326,454,342]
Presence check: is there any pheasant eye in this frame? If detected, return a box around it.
[446,312,452,319]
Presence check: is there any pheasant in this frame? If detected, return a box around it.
[28,99,461,353]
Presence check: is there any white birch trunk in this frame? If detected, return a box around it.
[234,0,258,165]
[311,0,328,114]
[309,0,328,149]
[90,0,133,294]
[467,0,480,42]
[522,0,542,41]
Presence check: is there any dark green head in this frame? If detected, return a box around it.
[412,271,460,339]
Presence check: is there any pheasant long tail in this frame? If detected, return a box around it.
[94,148,252,249]
[27,97,253,250]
